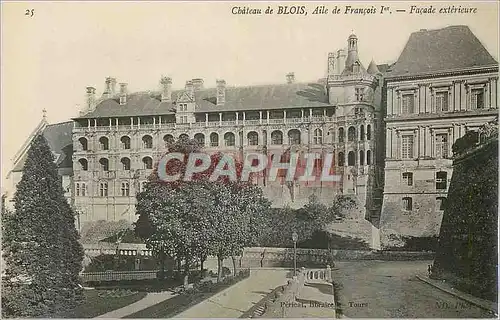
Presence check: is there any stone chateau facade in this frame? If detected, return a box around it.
[7,25,498,248]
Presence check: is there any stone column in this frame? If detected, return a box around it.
[485,83,490,108]
[219,113,222,126]
[283,110,287,124]
[301,109,304,121]
[460,81,467,111]
[394,89,399,115]
[418,126,424,158]
[259,111,263,124]
[267,111,270,124]
[392,130,398,159]
[236,112,239,125]
[491,78,498,109]
[385,129,391,158]
[205,113,208,126]
[387,88,393,115]
[425,86,431,113]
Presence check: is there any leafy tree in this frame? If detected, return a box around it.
[1,134,84,318]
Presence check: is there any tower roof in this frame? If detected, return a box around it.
[367,60,381,75]
[387,25,498,77]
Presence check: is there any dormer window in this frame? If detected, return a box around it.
[353,62,360,73]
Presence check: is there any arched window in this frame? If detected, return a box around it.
[99,182,108,197]
[179,133,189,140]
[348,151,355,166]
[142,135,153,149]
[121,182,130,197]
[366,150,372,165]
[367,125,372,140]
[288,129,301,145]
[360,125,365,141]
[313,128,323,144]
[99,137,109,150]
[78,158,88,171]
[348,126,356,142]
[271,130,283,145]
[194,133,205,146]
[142,156,153,170]
[163,134,174,145]
[78,137,88,151]
[224,132,235,146]
[247,131,259,146]
[121,136,131,149]
[353,61,360,73]
[338,152,345,166]
[210,133,219,147]
[359,150,365,165]
[99,158,109,171]
[121,157,131,170]
[338,128,345,143]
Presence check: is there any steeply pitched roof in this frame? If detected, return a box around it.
[11,121,74,173]
[76,82,330,119]
[387,25,498,78]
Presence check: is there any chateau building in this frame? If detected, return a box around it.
[7,25,498,248]
[378,26,498,244]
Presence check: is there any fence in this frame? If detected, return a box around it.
[80,270,158,282]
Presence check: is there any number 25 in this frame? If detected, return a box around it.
[25,9,34,17]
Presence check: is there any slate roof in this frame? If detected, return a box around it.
[386,25,498,77]
[11,121,74,172]
[76,82,331,119]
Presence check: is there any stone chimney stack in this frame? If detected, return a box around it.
[286,72,295,84]
[160,76,172,102]
[119,83,128,105]
[327,52,336,77]
[185,80,194,100]
[192,78,204,91]
[86,86,96,111]
[216,79,226,106]
[337,49,347,74]
[103,77,117,98]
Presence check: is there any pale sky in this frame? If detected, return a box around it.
[1,1,499,191]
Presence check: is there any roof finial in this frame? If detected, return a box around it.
[42,108,47,120]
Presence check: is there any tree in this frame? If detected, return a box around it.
[2,134,84,318]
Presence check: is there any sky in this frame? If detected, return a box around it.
[1,1,499,192]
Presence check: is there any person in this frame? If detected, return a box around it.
[427,264,432,276]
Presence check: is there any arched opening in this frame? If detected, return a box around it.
[366,150,372,165]
[360,125,365,141]
[210,133,219,147]
[338,128,345,143]
[78,137,88,151]
[163,134,174,145]
[338,152,345,166]
[288,129,301,145]
[348,126,356,142]
[224,132,235,146]
[78,158,88,171]
[271,130,283,145]
[194,133,205,146]
[367,125,372,140]
[121,136,131,149]
[179,133,189,140]
[359,150,365,165]
[313,128,323,144]
[99,137,109,150]
[121,157,131,170]
[99,158,109,171]
[247,131,259,146]
[142,135,153,149]
[142,156,153,170]
[348,151,355,166]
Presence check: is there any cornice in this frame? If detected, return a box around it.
[384,65,499,82]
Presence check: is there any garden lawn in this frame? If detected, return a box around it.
[59,289,147,318]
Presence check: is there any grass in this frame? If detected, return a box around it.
[124,274,250,318]
[59,289,147,318]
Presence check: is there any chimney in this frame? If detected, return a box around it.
[286,72,295,84]
[160,76,172,102]
[327,52,336,77]
[337,49,347,74]
[192,78,204,91]
[86,86,96,111]
[119,83,128,105]
[216,79,226,105]
[185,80,194,100]
[103,77,117,98]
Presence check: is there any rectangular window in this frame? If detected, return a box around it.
[435,92,449,112]
[355,88,364,101]
[402,197,413,211]
[436,171,447,190]
[401,94,415,114]
[402,172,413,186]
[435,133,449,159]
[76,183,80,196]
[82,183,87,196]
[99,182,108,197]
[121,182,130,197]
[471,89,484,109]
[401,135,414,159]
[436,197,447,211]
